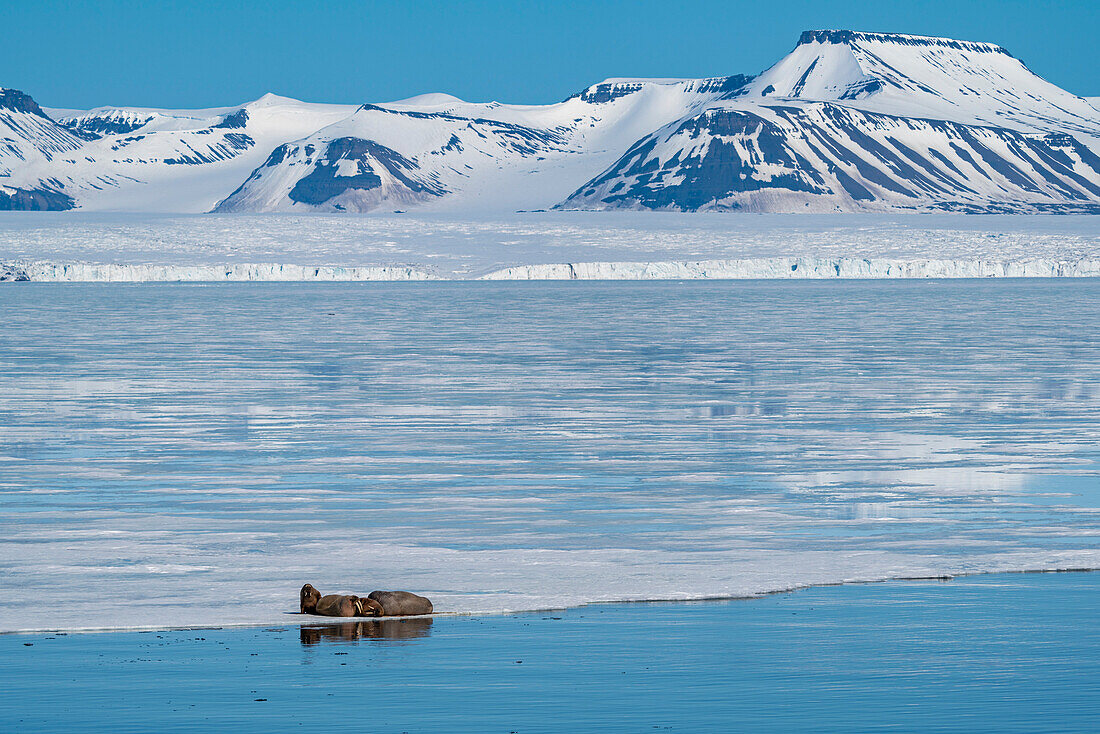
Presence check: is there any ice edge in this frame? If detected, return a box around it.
[2,566,1094,636]
[0,261,439,282]
[5,257,1100,282]
[478,257,1100,279]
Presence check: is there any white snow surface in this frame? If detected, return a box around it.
[8,30,1096,215]
[212,79,732,214]
[204,33,1100,214]
[9,95,358,213]
[1,212,1099,280]
[748,31,1100,141]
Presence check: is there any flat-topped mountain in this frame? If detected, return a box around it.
[3,30,1099,214]
[744,30,1100,137]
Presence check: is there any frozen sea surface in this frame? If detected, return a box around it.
[3,573,1098,733]
[1,211,1099,279]
[1,281,1099,631]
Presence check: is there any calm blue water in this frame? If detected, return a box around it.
[0,281,1098,631]
[2,573,1097,733]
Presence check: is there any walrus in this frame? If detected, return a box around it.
[313,594,361,617]
[359,597,384,616]
[312,593,385,618]
[367,590,433,616]
[300,584,322,614]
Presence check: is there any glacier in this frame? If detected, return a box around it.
[0,262,435,282]
[479,257,1100,280]
[1,211,1098,281]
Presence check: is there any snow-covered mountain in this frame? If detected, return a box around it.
[38,94,358,212]
[560,102,1100,214]
[215,77,744,213]
[744,31,1100,138]
[3,30,1099,214]
[214,104,569,212]
[0,89,86,210]
[563,32,1100,213]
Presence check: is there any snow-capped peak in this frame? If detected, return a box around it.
[3,30,1099,215]
[246,92,301,108]
[748,28,1100,140]
[386,92,466,107]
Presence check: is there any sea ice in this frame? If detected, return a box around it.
[0,280,1098,631]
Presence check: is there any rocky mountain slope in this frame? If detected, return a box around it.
[3,30,1098,214]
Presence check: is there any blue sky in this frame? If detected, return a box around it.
[4,0,1097,109]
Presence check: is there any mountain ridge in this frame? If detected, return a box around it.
[795,30,1014,56]
[2,30,1099,214]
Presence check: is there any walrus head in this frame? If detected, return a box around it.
[300,584,322,614]
[354,597,384,617]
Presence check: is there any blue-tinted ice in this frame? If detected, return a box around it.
[0,281,1097,630]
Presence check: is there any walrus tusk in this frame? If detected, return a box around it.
[355,597,384,617]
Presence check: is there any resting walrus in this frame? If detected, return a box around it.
[367,590,433,616]
[313,594,384,617]
[300,584,322,614]
[299,584,432,616]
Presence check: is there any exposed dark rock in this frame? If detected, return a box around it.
[703,75,755,99]
[287,137,446,205]
[560,102,1100,213]
[63,115,153,137]
[566,80,652,104]
[797,30,1013,57]
[0,88,49,118]
[0,186,75,211]
[214,109,249,129]
[163,133,254,165]
[563,75,753,104]
[0,264,31,281]
[837,79,884,99]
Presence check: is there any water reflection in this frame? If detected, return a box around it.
[300,617,434,645]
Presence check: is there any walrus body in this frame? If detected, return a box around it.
[314,594,362,617]
[309,592,384,617]
[298,584,431,617]
[367,590,433,616]
[300,584,322,614]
